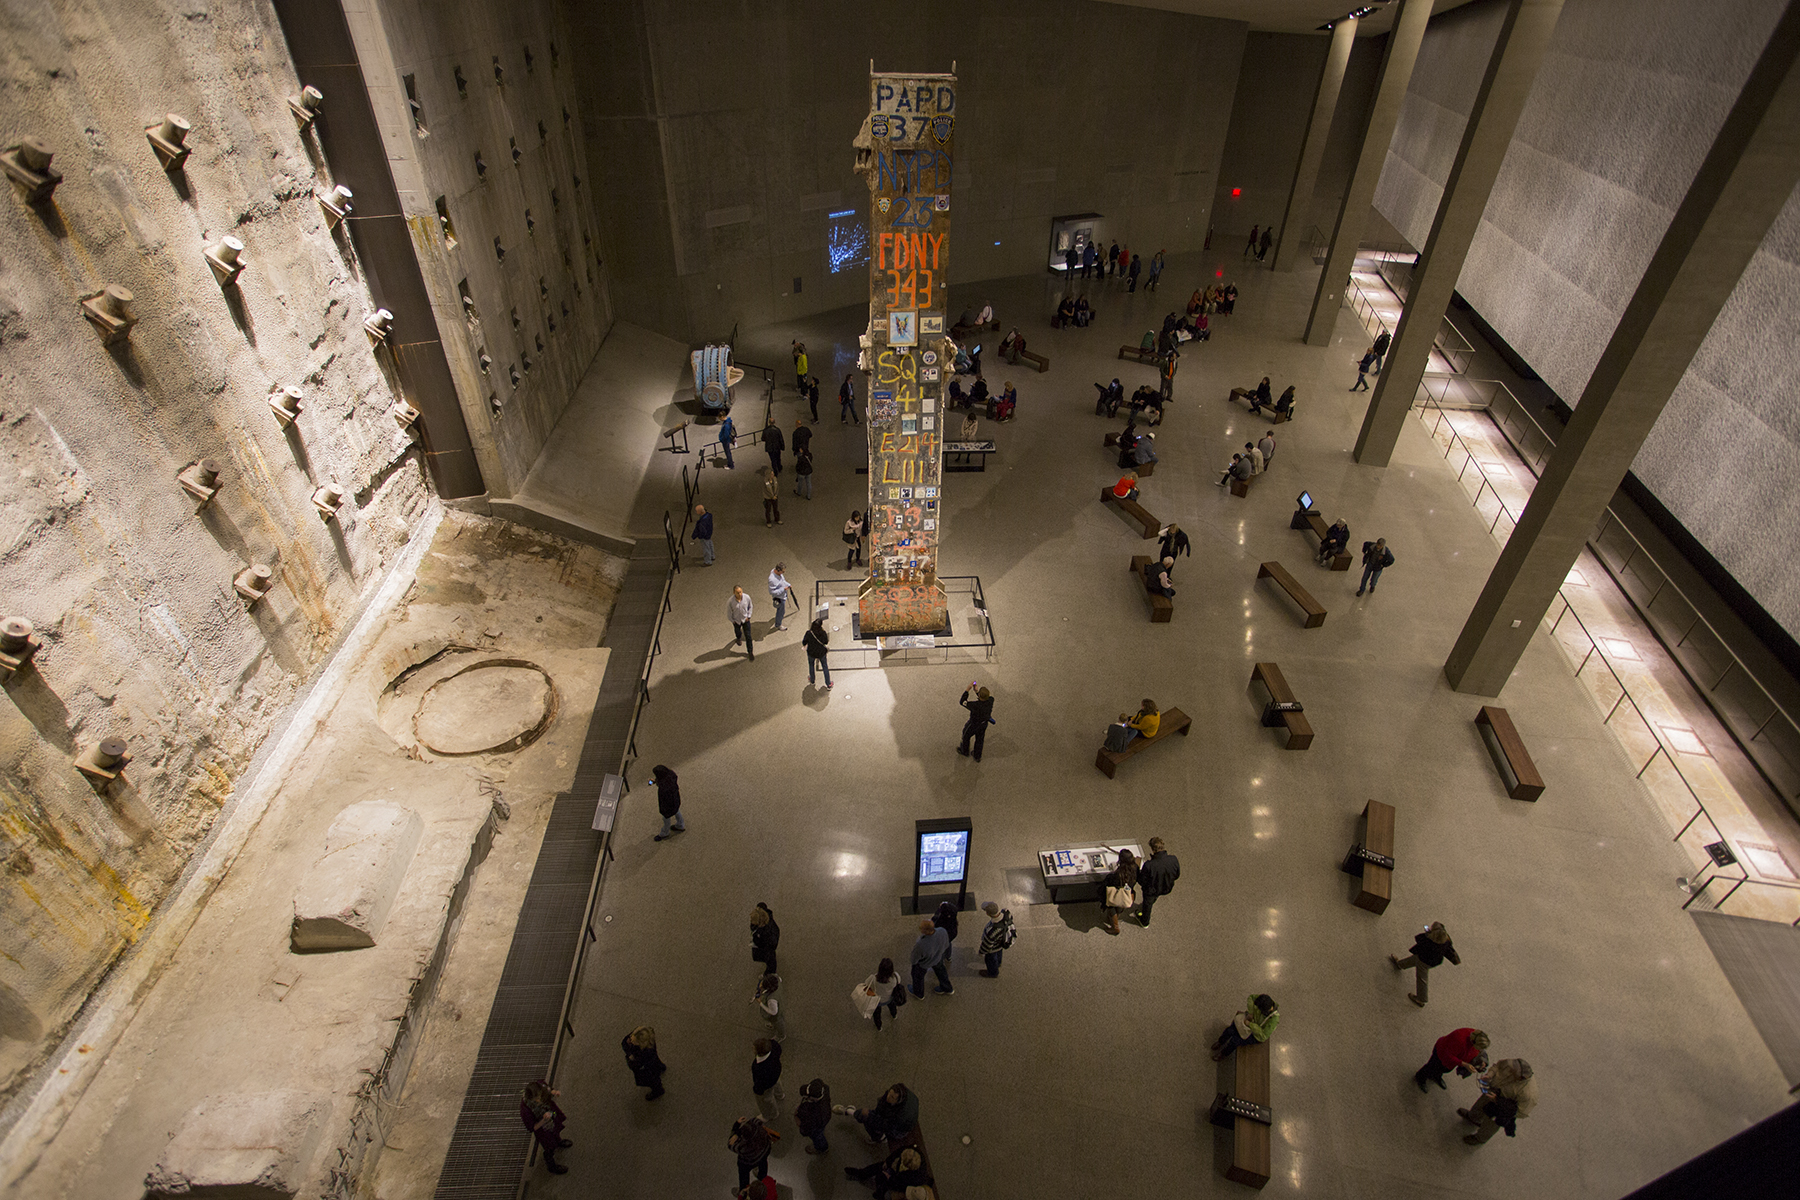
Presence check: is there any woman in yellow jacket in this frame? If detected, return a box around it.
[1128,699,1160,742]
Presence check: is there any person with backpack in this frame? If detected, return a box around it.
[795,1078,833,1153]
[977,900,1015,977]
[803,618,832,690]
[1137,837,1181,927]
[1358,537,1395,596]
[793,444,814,499]
[727,1114,775,1195]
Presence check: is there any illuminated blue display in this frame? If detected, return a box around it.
[829,209,870,274]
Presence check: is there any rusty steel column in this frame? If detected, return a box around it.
[853,67,957,635]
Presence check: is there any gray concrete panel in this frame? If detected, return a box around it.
[1303,0,1433,345]
[1274,17,1357,271]
[1353,0,1566,467]
[1446,0,1800,695]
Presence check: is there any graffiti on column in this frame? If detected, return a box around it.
[854,67,956,635]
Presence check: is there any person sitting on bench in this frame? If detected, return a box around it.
[1236,377,1272,411]
[1132,434,1158,467]
[1054,296,1075,328]
[1143,558,1176,599]
[1317,518,1350,565]
[1074,295,1092,326]
[1128,385,1159,417]
[999,327,1024,362]
[1210,993,1279,1060]
[948,379,968,411]
[1115,420,1140,467]
[977,302,994,327]
[1112,472,1141,503]
[1094,378,1124,417]
[969,376,990,414]
[1103,714,1137,753]
[1217,453,1251,487]
[1129,698,1162,738]
[1271,386,1295,419]
[1221,283,1238,315]
[992,382,1017,422]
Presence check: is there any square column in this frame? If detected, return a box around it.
[1446,0,1800,695]
[1352,0,1566,467]
[1272,17,1357,273]
[1303,0,1432,346]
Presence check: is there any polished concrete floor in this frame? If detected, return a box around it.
[533,250,1791,1199]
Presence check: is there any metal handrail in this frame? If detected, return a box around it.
[1409,395,1800,924]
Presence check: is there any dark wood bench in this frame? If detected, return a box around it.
[1251,662,1313,750]
[1342,799,1395,914]
[1103,433,1155,476]
[880,1124,937,1194]
[1211,1039,1272,1188]
[1118,343,1159,364]
[1230,472,1255,498]
[1271,406,1294,425]
[1095,707,1191,777]
[1009,347,1049,373]
[1256,562,1325,628]
[1227,386,1268,413]
[1476,706,1545,800]
[1291,510,1351,570]
[1100,486,1159,539]
[1129,556,1174,623]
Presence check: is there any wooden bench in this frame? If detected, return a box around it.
[1230,472,1255,498]
[1250,662,1313,750]
[1100,486,1159,539]
[1129,556,1173,623]
[1117,343,1159,364]
[1476,706,1545,800]
[1095,707,1191,777]
[1103,433,1155,476]
[1211,1039,1272,1188]
[1291,510,1351,570]
[1010,347,1050,373]
[1342,799,1395,913]
[1226,386,1268,413]
[1256,562,1326,628]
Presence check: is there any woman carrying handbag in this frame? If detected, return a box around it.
[852,957,906,1030]
[1101,848,1139,936]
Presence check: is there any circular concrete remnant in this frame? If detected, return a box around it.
[413,659,556,755]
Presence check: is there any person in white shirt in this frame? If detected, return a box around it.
[727,586,755,660]
[768,564,797,632]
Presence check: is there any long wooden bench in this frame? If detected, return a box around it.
[1100,486,1159,539]
[1291,510,1352,570]
[1342,799,1395,914]
[1211,1039,1272,1188]
[1251,662,1313,750]
[1227,386,1268,412]
[1256,561,1326,628]
[1230,472,1255,498]
[1129,556,1174,623]
[1118,343,1159,364]
[1014,347,1050,373]
[1476,706,1545,800]
[1095,707,1191,777]
[1103,432,1156,476]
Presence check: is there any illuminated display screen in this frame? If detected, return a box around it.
[917,830,969,884]
[828,208,870,274]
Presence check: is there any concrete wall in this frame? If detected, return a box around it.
[353,0,614,497]
[1371,0,1800,640]
[1211,30,1386,253]
[574,0,1248,343]
[0,0,431,1102]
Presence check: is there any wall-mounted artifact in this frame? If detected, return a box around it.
[288,84,324,128]
[233,564,274,602]
[177,458,222,503]
[269,384,304,426]
[80,285,137,343]
[0,617,43,677]
[2,138,62,202]
[318,184,353,227]
[391,399,420,429]
[145,114,192,170]
[75,738,131,790]
[204,236,247,287]
[363,308,394,345]
[311,482,345,518]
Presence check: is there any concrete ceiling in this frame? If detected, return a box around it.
[1099,0,1479,36]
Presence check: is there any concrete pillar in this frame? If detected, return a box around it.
[1303,0,1432,346]
[1273,17,1357,272]
[1445,0,1800,696]
[1353,0,1565,466]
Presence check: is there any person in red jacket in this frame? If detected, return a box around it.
[1415,1027,1490,1092]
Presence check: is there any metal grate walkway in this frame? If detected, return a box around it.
[433,540,671,1199]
